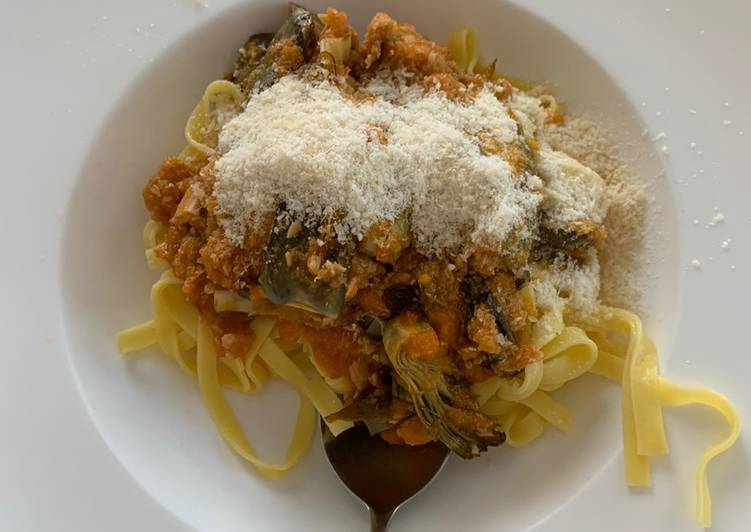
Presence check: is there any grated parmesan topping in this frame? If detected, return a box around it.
[542,115,647,314]
[535,149,608,226]
[507,91,549,138]
[214,75,542,255]
[529,246,601,319]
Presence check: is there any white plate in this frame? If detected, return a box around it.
[2,1,749,531]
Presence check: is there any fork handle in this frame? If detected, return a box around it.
[370,509,393,532]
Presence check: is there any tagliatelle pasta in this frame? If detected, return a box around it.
[575,308,740,528]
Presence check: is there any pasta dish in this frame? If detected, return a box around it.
[117,4,739,527]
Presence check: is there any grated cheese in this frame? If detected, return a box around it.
[507,91,549,138]
[543,116,647,314]
[214,74,541,255]
[535,149,608,227]
[529,247,601,318]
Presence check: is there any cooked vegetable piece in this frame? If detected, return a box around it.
[232,33,273,86]
[383,315,505,458]
[327,395,414,429]
[274,2,322,53]
[486,292,515,344]
[531,221,606,262]
[237,3,323,95]
[359,215,411,265]
[259,216,346,318]
[362,315,386,338]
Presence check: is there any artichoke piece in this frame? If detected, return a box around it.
[464,274,516,345]
[259,216,346,319]
[486,292,516,344]
[239,3,323,95]
[319,33,352,65]
[531,222,604,262]
[272,3,322,53]
[327,395,415,435]
[382,318,505,458]
[391,376,413,402]
[232,33,273,86]
[359,215,411,265]
[361,315,386,338]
